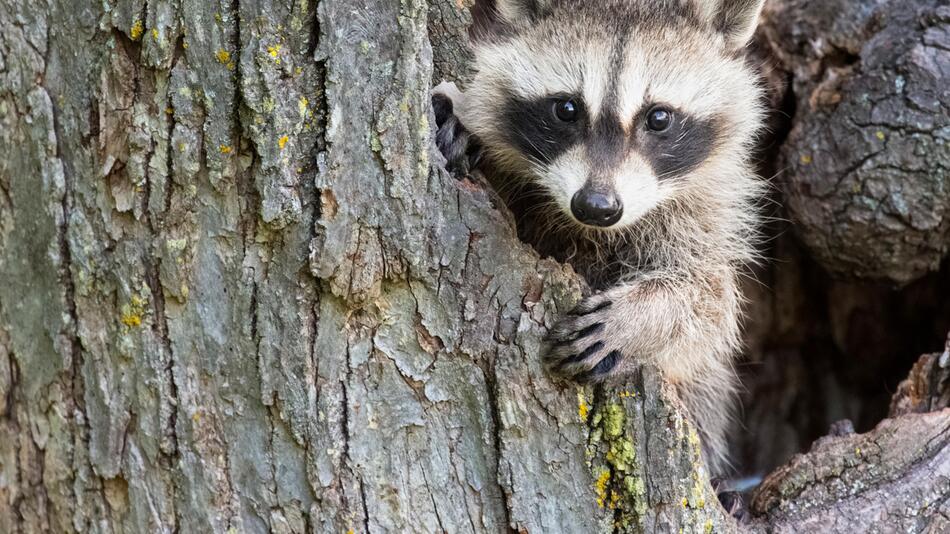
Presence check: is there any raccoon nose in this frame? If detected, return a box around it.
[571,189,623,227]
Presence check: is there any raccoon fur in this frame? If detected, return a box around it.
[433,0,767,474]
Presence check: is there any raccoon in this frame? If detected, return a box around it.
[434,0,767,474]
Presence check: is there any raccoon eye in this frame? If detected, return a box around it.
[553,99,579,122]
[646,107,673,132]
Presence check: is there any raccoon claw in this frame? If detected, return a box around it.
[431,86,480,177]
[566,294,614,316]
[543,295,625,383]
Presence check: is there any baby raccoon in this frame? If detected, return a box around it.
[434,0,766,473]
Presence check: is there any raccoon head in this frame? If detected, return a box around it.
[460,0,766,230]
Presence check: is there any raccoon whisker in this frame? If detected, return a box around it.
[652,167,688,182]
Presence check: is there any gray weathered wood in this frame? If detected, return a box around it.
[762,0,950,284]
[0,1,730,532]
[749,407,950,533]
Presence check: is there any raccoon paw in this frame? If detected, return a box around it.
[542,292,629,383]
[431,87,479,177]
[716,489,748,523]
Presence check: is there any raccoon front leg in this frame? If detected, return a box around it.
[431,82,480,177]
[543,270,741,383]
[542,269,743,470]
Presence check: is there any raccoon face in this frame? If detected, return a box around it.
[461,0,766,230]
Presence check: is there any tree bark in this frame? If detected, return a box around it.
[746,334,950,532]
[762,0,950,285]
[748,408,950,533]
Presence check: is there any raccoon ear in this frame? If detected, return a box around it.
[494,0,549,24]
[692,0,766,50]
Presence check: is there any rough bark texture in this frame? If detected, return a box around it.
[748,407,950,533]
[733,0,950,479]
[2,0,949,533]
[746,336,950,532]
[762,0,950,284]
[889,334,950,418]
[0,1,730,533]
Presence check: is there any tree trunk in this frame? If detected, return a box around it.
[0,1,729,532]
[1,1,947,533]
